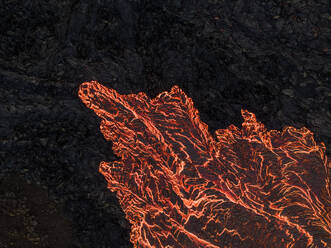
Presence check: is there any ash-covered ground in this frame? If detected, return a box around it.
[0,1,330,248]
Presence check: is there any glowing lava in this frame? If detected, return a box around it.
[78,81,330,248]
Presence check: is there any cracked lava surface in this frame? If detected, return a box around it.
[78,81,330,248]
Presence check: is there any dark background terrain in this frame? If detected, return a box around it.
[0,0,330,247]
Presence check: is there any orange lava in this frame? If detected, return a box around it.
[78,81,331,248]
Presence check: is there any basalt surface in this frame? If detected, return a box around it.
[1,0,330,247]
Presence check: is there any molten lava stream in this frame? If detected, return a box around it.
[78,81,331,248]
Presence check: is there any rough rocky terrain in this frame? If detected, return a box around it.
[0,0,330,247]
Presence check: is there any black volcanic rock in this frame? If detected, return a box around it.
[1,1,330,248]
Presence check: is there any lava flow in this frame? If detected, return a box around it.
[78,81,330,248]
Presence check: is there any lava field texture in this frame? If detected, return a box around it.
[1,1,331,248]
[78,81,330,248]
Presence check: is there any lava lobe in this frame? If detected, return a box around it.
[78,81,330,248]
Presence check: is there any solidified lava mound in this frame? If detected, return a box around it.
[78,81,330,248]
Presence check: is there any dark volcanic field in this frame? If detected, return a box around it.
[0,1,330,248]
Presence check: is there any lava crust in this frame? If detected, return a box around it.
[79,81,330,248]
